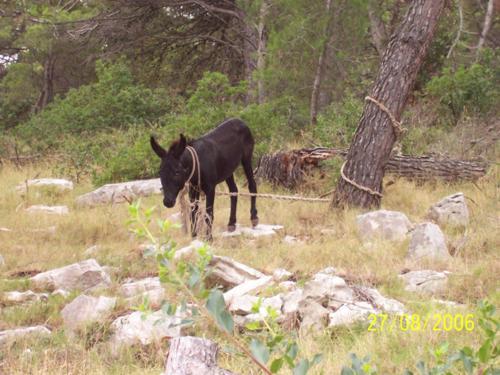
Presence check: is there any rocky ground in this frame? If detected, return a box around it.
[0,168,498,374]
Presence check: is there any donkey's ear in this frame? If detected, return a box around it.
[170,134,187,158]
[150,136,167,158]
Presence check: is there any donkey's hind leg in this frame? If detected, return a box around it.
[225,175,238,232]
[242,158,258,227]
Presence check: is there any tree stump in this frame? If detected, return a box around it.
[164,336,236,375]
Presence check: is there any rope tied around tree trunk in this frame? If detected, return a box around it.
[334,95,406,198]
[365,95,406,136]
[340,161,383,197]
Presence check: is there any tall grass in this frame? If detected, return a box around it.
[0,161,498,374]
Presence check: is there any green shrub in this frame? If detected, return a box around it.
[17,59,179,149]
[401,125,447,155]
[91,128,159,185]
[0,63,39,130]
[425,57,499,123]
[162,73,303,159]
[240,96,306,157]
[314,94,363,148]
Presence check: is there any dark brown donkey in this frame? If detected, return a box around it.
[150,118,259,238]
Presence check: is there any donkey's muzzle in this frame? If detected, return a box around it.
[163,197,175,208]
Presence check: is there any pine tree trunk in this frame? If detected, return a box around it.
[310,0,334,125]
[256,0,268,104]
[475,0,495,59]
[34,54,55,113]
[240,11,258,104]
[332,0,446,209]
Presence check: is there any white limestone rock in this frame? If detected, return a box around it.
[299,299,329,331]
[207,256,266,289]
[354,286,405,314]
[0,326,51,346]
[272,268,293,282]
[407,223,450,262]
[303,273,355,309]
[279,281,297,291]
[223,276,273,305]
[221,224,284,238]
[30,259,111,291]
[282,288,304,315]
[52,289,70,298]
[16,178,73,193]
[328,302,376,327]
[120,277,165,308]
[109,310,186,354]
[399,270,449,294]
[3,290,49,304]
[228,295,259,315]
[25,205,69,215]
[61,294,116,332]
[76,178,162,207]
[356,210,412,243]
[428,193,469,228]
[174,240,206,260]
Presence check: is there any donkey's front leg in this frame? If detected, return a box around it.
[189,186,200,238]
[204,187,215,241]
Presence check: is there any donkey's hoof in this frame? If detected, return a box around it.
[251,218,259,228]
[227,224,237,232]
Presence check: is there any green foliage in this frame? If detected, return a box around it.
[0,63,39,129]
[343,301,499,375]
[341,353,378,375]
[53,134,104,183]
[164,73,301,158]
[127,200,323,374]
[245,299,322,374]
[400,125,447,155]
[18,59,176,148]
[240,96,306,156]
[314,94,363,148]
[92,129,159,185]
[425,57,499,123]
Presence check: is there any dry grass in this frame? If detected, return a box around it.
[0,161,498,374]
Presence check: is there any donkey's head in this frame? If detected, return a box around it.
[150,134,190,208]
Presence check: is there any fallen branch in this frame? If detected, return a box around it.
[255,148,488,189]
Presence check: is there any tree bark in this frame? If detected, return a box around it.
[475,0,495,59]
[310,0,335,125]
[332,0,446,209]
[165,336,236,375]
[367,0,387,58]
[256,0,268,104]
[255,148,488,189]
[240,12,258,104]
[34,54,55,113]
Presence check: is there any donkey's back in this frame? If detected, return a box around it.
[193,118,254,184]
